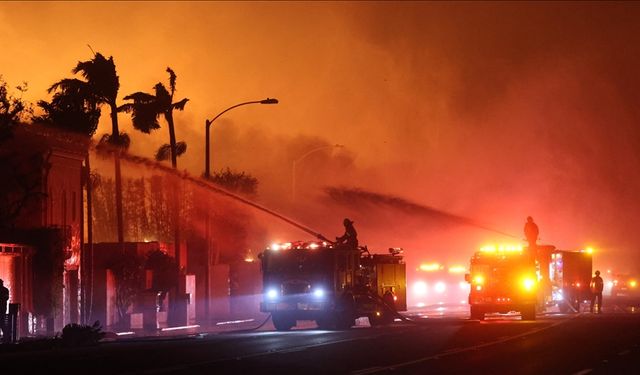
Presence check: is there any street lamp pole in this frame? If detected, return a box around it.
[292,144,344,203]
[202,97,277,323]
[204,98,278,178]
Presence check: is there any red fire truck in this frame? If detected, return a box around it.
[465,244,592,320]
[259,241,406,330]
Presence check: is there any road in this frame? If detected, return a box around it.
[2,307,640,374]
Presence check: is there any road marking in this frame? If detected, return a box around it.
[572,369,592,375]
[351,316,578,374]
[125,328,415,374]
[617,349,630,356]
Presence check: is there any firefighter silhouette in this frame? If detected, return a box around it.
[590,270,604,314]
[0,279,8,340]
[383,287,396,312]
[336,218,358,250]
[524,216,539,248]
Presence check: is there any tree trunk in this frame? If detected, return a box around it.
[110,103,125,245]
[166,110,178,169]
[114,155,124,244]
[166,111,181,274]
[85,152,94,324]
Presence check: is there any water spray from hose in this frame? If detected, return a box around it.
[325,187,518,239]
[93,143,329,240]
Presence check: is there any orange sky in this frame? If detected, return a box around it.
[2,2,640,271]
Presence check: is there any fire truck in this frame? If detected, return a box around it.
[259,240,406,331]
[465,244,592,320]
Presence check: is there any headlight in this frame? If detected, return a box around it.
[313,288,325,298]
[266,288,279,300]
[413,281,427,296]
[434,281,446,293]
[473,275,485,285]
[522,277,536,291]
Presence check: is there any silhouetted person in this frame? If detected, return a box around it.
[524,216,539,248]
[590,270,604,314]
[383,287,396,312]
[0,279,8,340]
[336,218,358,250]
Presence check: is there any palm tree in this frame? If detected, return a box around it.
[120,67,189,168]
[50,52,128,244]
[120,67,189,278]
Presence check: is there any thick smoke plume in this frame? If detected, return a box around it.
[325,187,517,239]
[2,2,640,273]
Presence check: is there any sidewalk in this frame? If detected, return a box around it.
[106,314,273,342]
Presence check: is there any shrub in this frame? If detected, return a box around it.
[61,321,105,347]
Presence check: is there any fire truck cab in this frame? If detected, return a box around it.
[466,244,593,320]
[466,245,538,320]
[260,241,406,331]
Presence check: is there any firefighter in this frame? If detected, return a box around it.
[524,216,539,248]
[590,270,604,314]
[336,218,358,250]
[0,279,8,340]
[383,287,396,312]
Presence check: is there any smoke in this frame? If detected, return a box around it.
[324,187,517,238]
[2,2,640,273]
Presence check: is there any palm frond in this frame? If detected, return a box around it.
[95,131,129,150]
[116,132,131,150]
[98,133,111,145]
[166,67,177,94]
[153,83,172,109]
[95,133,114,157]
[48,78,89,95]
[172,98,189,111]
[121,91,161,133]
[175,141,187,157]
[122,92,157,103]
[117,103,133,113]
[37,90,101,136]
[155,144,172,161]
[72,60,94,78]
[131,106,161,133]
[72,52,119,104]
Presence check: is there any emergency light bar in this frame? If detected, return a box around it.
[419,263,442,272]
[448,266,467,274]
[480,244,523,253]
[267,241,331,251]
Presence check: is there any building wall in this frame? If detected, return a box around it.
[11,126,86,331]
[45,149,84,266]
[46,150,84,328]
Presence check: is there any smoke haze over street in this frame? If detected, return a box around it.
[2,2,640,272]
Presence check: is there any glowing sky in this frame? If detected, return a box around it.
[2,2,640,271]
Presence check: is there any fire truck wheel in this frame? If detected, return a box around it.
[469,306,484,320]
[335,311,355,330]
[521,305,536,321]
[316,315,335,330]
[558,302,570,313]
[272,313,295,331]
[369,312,393,326]
[334,293,355,329]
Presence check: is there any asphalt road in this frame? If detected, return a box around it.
[2,309,640,374]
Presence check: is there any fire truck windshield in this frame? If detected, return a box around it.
[263,249,333,276]
[471,254,534,281]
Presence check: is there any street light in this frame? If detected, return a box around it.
[204,98,278,178]
[291,144,344,203]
